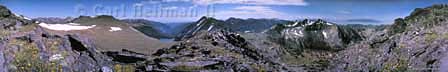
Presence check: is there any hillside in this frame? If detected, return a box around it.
[224,17,290,33]
[121,19,172,39]
[53,15,172,54]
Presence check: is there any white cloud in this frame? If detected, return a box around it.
[136,0,307,6]
[163,0,191,2]
[214,6,291,19]
[137,0,192,4]
[192,0,308,6]
[337,10,351,14]
[163,6,179,10]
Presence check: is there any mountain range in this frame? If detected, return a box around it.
[1,4,448,72]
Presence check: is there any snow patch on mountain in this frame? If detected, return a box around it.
[286,22,299,27]
[39,23,96,31]
[109,27,122,32]
[326,22,333,25]
[207,25,214,31]
[196,18,206,26]
[322,31,328,38]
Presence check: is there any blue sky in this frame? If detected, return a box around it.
[1,0,448,24]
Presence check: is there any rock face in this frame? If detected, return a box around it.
[266,19,364,55]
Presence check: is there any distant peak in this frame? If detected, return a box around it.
[314,19,330,24]
[316,19,324,22]
[198,16,219,21]
[228,17,238,20]
[200,16,208,19]
[78,16,92,19]
[95,15,116,19]
[225,17,244,22]
[285,19,334,27]
[227,17,240,20]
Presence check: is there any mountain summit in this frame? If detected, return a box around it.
[175,16,228,40]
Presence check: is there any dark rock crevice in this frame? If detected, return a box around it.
[67,35,99,62]
[102,49,147,63]
[68,36,87,51]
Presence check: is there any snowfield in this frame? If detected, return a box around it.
[109,27,122,32]
[39,23,96,31]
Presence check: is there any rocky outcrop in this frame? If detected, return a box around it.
[330,4,448,72]
[102,49,147,63]
[0,5,150,72]
[0,5,12,18]
[266,19,364,55]
[139,30,290,71]
[0,21,114,71]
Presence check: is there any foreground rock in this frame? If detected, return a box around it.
[0,5,114,71]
